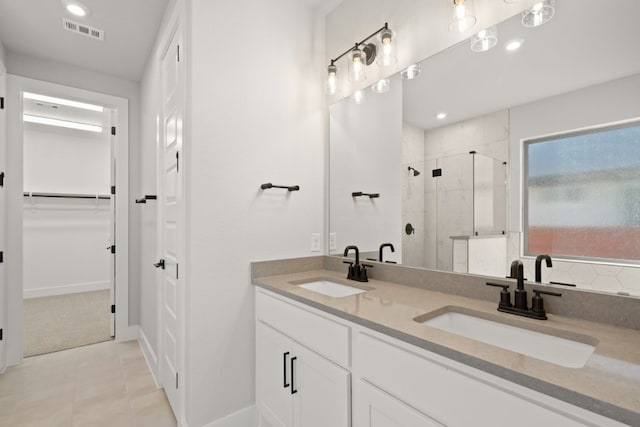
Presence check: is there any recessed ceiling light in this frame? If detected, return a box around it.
[436,113,447,120]
[23,114,103,133]
[505,38,524,52]
[23,92,104,112]
[62,0,89,17]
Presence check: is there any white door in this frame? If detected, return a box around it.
[256,321,294,427]
[159,27,184,417]
[0,64,7,372]
[355,381,443,427]
[292,343,351,427]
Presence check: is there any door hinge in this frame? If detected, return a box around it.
[176,263,179,279]
[111,186,116,195]
[176,372,179,389]
[0,171,4,187]
[176,151,180,172]
[111,304,116,314]
[432,168,442,177]
[0,97,4,109]
[0,328,3,341]
[0,251,3,263]
[177,45,180,62]
[111,245,116,254]
[111,126,116,136]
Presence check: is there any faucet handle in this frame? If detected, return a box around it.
[343,260,354,266]
[486,282,512,308]
[531,289,561,317]
[534,290,562,297]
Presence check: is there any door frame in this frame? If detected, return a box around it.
[4,75,133,366]
[0,60,7,374]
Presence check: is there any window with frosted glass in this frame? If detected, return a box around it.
[524,122,640,263]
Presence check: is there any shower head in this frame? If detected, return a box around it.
[408,166,421,177]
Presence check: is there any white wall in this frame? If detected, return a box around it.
[186,0,326,424]
[329,74,403,261]
[325,0,537,103]
[22,125,111,298]
[0,39,5,66]
[508,73,640,294]
[6,52,142,324]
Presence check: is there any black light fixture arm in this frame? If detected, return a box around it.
[329,23,389,64]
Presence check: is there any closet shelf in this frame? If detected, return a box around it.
[23,192,111,200]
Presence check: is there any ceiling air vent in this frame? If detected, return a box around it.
[62,18,104,41]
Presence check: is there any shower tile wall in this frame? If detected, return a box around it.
[402,109,509,270]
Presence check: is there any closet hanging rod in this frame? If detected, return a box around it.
[23,192,111,200]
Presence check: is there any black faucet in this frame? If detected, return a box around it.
[535,254,552,283]
[486,259,561,320]
[343,245,372,282]
[379,243,395,262]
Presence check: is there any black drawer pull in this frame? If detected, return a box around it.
[291,356,298,394]
[283,352,290,388]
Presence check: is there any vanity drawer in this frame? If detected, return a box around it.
[256,289,351,367]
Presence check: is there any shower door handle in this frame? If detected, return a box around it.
[154,259,165,269]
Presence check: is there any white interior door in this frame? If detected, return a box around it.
[159,27,184,417]
[0,64,7,373]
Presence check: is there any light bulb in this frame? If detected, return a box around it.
[471,26,498,53]
[449,0,477,33]
[62,0,90,17]
[352,90,366,105]
[349,48,366,82]
[371,79,390,94]
[505,38,524,52]
[401,64,421,80]
[327,64,338,95]
[522,0,555,28]
[377,28,397,67]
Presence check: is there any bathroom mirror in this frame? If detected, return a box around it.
[329,0,640,294]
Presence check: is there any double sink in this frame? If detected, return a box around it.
[292,278,597,369]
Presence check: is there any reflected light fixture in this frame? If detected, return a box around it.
[352,90,366,105]
[23,92,104,112]
[436,112,447,120]
[471,26,498,53]
[371,79,390,94]
[522,0,555,28]
[449,0,477,33]
[23,114,102,133]
[505,38,524,52]
[326,23,397,93]
[401,64,421,80]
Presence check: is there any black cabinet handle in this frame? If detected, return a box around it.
[154,259,165,269]
[283,352,290,388]
[291,356,297,394]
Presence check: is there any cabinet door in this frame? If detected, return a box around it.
[292,342,351,427]
[257,321,293,427]
[355,381,443,427]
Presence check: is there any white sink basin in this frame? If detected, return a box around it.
[417,310,597,368]
[296,280,367,298]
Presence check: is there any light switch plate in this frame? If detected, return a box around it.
[329,233,337,251]
[311,233,321,252]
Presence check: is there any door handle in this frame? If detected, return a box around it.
[283,352,290,388]
[290,356,297,395]
[154,259,165,269]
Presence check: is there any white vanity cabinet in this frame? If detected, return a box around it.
[256,290,351,427]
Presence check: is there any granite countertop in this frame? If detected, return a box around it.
[253,268,640,426]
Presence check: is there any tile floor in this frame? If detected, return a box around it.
[0,340,176,426]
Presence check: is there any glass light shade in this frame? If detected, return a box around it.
[401,64,421,80]
[348,48,366,82]
[522,0,555,28]
[449,0,477,33]
[371,79,390,94]
[352,90,366,105]
[377,28,397,67]
[327,64,338,95]
[470,26,498,53]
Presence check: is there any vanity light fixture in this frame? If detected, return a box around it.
[326,23,397,93]
[352,90,366,105]
[522,0,555,28]
[401,64,421,80]
[471,26,498,53]
[449,0,477,33]
[371,79,390,94]
[505,38,524,52]
[436,112,447,120]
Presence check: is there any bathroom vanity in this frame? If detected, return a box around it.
[252,257,640,427]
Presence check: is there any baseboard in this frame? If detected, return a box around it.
[138,328,160,388]
[23,280,110,299]
[201,405,257,427]
[116,325,139,342]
